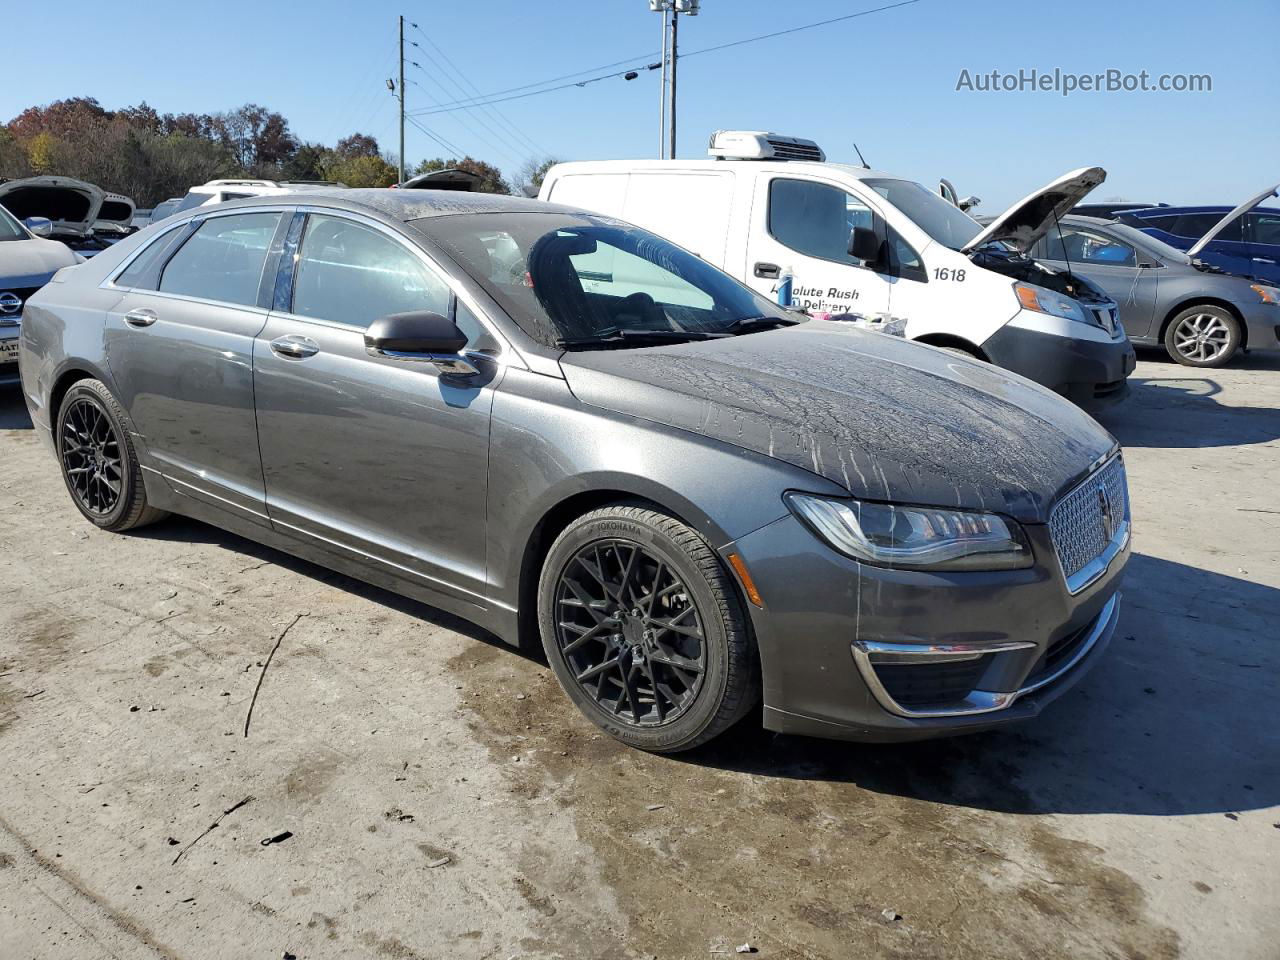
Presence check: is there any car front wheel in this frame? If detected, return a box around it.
[1164,305,1241,367]
[537,503,758,752]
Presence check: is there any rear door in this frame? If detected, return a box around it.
[1036,224,1159,337]
[104,209,288,523]
[252,210,501,605]
[744,172,891,315]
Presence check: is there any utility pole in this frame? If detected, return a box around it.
[667,7,678,159]
[658,6,668,158]
[398,14,406,186]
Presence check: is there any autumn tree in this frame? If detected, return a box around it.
[514,156,561,196]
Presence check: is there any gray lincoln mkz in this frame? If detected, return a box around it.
[19,190,1130,752]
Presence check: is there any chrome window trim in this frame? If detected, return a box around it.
[851,592,1120,719]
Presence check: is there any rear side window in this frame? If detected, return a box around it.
[1249,213,1280,246]
[1043,227,1138,267]
[290,214,451,328]
[159,212,281,307]
[1170,213,1243,242]
[115,226,191,289]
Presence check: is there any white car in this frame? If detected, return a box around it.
[540,131,1136,405]
[0,204,80,386]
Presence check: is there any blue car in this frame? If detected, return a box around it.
[1117,183,1280,285]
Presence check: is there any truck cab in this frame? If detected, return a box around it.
[540,131,1135,406]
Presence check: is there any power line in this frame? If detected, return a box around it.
[411,0,920,117]
[404,112,469,159]
[405,71,525,168]
[409,22,552,159]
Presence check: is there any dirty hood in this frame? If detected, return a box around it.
[560,321,1116,522]
[1187,181,1279,257]
[0,236,79,287]
[0,176,105,239]
[962,167,1106,254]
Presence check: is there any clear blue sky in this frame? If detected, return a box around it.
[5,0,1275,211]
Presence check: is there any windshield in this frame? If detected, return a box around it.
[418,212,792,348]
[862,178,983,251]
[0,203,27,242]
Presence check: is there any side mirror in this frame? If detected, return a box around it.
[23,216,53,238]
[958,195,981,212]
[364,311,478,376]
[849,226,884,264]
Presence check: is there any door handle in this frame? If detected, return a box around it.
[123,308,158,328]
[1252,257,1276,264]
[754,262,781,279]
[269,335,320,360]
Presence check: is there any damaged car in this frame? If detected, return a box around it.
[0,203,80,386]
[0,176,131,258]
[19,190,1129,752]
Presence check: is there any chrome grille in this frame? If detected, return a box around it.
[1049,456,1128,584]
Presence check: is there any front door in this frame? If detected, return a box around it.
[252,211,499,605]
[744,174,892,317]
[104,210,285,522]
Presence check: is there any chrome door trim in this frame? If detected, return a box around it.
[851,593,1120,719]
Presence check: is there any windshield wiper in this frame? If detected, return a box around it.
[556,328,729,351]
[722,315,802,335]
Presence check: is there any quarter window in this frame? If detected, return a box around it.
[115,225,191,289]
[291,215,451,328]
[158,212,281,306]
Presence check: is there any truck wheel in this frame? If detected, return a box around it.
[56,379,167,532]
[1164,305,1240,367]
[537,504,758,753]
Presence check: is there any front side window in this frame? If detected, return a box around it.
[768,178,872,266]
[1171,213,1243,242]
[420,212,792,348]
[159,212,281,306]
[1042,227,1138,267]
[291,214,451,328]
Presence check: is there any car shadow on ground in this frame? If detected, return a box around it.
[678,551,1279,818]
[1097,350,1280,449]
[0,388,33,429]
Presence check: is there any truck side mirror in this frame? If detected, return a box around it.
[849,226,884,264]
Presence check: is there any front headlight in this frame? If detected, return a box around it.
[1250,283,1280,305]
[1013,282,1088,323]
[785,493,1033,571]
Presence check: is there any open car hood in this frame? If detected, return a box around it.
[961,167,1106,254]
[0,176,105,239]
[94,192,136,229]
[1187,181,1280,257]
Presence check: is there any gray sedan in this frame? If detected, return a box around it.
[18,190,1129,751]
[1033,215,1280,366]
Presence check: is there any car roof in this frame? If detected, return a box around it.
[1126,204,1280,217]
[212,187,580,221]
[548,158,904,182]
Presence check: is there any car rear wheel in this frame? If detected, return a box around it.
[537,504,758,752]
[1164,305,1240,367]
[56,379,167,532]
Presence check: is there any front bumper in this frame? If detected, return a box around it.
[724,509,1128,743]
[983,309,1135,407]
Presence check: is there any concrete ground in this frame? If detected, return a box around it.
[1,351,1276,960]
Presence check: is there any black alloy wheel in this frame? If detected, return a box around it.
[538,504,758,752]
[56,379,167,531]
[554,538,707,726]
[60,396,124,517]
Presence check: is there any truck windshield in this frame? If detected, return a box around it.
[863,178,983,251]
[418,212,793,349]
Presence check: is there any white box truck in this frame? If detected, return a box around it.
[539,131,1136,405]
